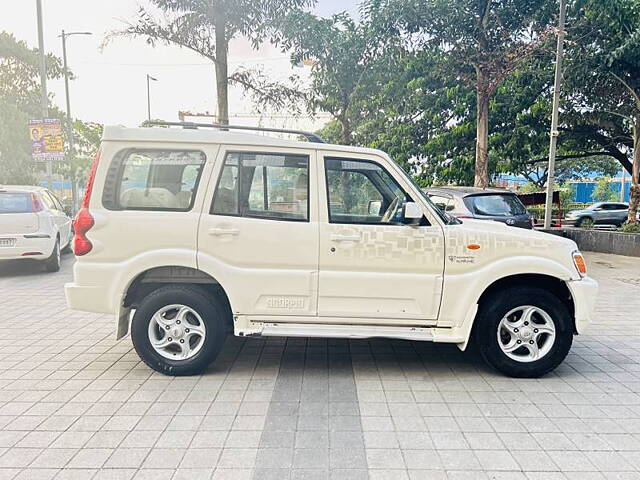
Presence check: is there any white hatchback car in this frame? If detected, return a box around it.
[0,185,72,272]
[65,124,598,378]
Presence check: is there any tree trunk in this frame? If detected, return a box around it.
[474,80,490,188]
[340,116,352,145]
[628,118,640,224]
[214,19,229,125]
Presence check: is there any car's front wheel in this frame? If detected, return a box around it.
[474,287,573,378]
[131,285,228,376]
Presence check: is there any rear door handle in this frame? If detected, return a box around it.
[331,234,361,242]
[208,227,239,236]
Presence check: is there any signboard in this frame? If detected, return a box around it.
[29,118,65,162]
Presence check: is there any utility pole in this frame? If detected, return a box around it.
[146,74,158,122]
[60,30,92,211]
[543,0,567,229]
[36,0,52,190]
[621,168,627,202]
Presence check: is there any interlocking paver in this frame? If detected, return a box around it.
[0,251,639,478]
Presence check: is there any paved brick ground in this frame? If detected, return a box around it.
[0,251,639,479]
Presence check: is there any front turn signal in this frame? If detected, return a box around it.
[572,252,587,276]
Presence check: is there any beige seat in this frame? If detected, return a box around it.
[120,187,179,209]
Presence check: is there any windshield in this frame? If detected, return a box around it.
[465,194,527,217]
[0,192,33,214]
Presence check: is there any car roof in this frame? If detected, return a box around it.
[102,126,385,156]
[423,186,514,197]
[0,185,47,193]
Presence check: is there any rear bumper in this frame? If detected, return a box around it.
[567,276,598,334]
[0,235,54,260]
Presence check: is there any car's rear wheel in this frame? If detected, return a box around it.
[474,287,573,378]
[44,238,60,272]
[131,285,228,376]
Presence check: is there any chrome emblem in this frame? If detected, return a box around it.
[506,219,515,225]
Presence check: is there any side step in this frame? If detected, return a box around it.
[239,322,438,341]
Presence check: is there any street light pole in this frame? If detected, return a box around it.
[146,74,158,122]
[35,0,52,190]
[543,0,567,229]
[60,30,92,211]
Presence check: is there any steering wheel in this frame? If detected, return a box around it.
[381,196,401,223]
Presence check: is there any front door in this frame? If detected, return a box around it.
[317,155,445,324]
[198,146,319,317]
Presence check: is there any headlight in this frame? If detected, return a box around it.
[572,251,587,276]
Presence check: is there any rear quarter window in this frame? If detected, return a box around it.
[0,192,32,213]
[102,149,206,211]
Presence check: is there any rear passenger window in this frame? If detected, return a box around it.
[212,152,309,221]
[103,149,206,211]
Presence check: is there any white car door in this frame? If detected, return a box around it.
[317,153,445,324]
[45,191,72,246]
[197,146,319,318]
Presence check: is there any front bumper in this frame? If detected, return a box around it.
[0,234,54,260]
[567,276,599,334]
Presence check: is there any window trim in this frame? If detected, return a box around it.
[323,156,415,226]
[102,148,207,212]
[210,150,310,223]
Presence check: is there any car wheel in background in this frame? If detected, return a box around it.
[576,217,594,228]
[474,286,573,378]
[44,238,61,272]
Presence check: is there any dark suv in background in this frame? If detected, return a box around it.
[424,187,533,229]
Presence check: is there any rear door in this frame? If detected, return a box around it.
[197,146,319,318]
[43,190,72,246]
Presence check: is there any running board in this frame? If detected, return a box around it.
[237,322,465,342]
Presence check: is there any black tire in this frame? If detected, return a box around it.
[44,238,61,272]
[474,286,573,378]
[131,285,228,376]
[575,216,594,228]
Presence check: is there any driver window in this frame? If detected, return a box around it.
[325,157,410,224]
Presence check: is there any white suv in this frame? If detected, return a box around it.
[65,124,598,378]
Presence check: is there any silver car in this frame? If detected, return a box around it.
[565,202,630,227]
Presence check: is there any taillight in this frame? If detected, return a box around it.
[73,150,100,256]
[31,193,44,212]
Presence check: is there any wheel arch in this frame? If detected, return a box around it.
[119,266,233,338]
[476,273,576,331]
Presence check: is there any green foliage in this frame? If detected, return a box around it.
[592,177,618,202]
[621,221,640,233]
[0,32,64,184]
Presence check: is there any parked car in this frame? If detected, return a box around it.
[565,202,631,227]
[424,186,533,229]
[65,124,598,378]
[0,186,72,272]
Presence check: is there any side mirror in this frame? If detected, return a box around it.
[368,200,382,216]
[403,202,423,223]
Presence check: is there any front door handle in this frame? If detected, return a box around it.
[331,234,361,242]
[208,227,239,236]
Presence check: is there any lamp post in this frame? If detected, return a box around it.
[543,0,567,229]
[60,29,92,211]
[146,74,158,122]
[35,0,51,190]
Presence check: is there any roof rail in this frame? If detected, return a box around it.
[146,121,326,144]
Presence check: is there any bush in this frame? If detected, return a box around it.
[620,221,640,233]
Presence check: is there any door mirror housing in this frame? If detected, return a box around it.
[403,202,423,223]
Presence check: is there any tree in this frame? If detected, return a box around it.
[275,10,401,145]
[0,32,63,184]
[592,176,618,203]
[371,0,553,187]
[109,0,314,125]
[564,0,640,224]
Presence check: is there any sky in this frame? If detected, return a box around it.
[2,0,360,130]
